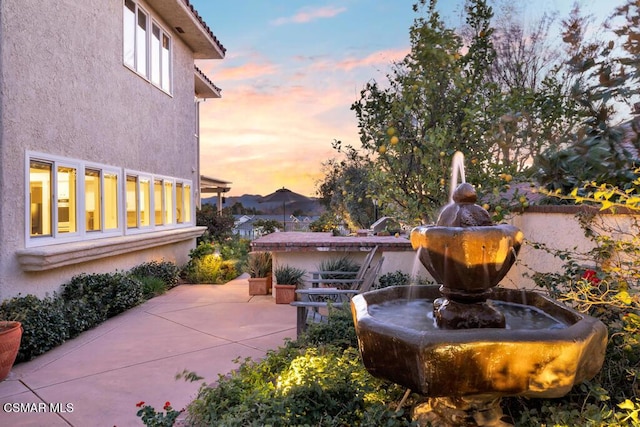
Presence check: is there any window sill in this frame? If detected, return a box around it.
[17,226,206,271]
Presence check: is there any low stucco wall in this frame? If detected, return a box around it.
[251,232,430,292]
[505,206,638,289]
[1,234,197,301]
[252,208,638,293]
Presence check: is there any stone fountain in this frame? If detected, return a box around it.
[350,164,608,426]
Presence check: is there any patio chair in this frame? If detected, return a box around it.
[307,246,379,290]
[292,256,384,336]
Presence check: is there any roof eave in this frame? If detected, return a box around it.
[145,0,226,60]
[195,66,221,98]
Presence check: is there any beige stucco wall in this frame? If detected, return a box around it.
[269,210,638,295]
[0,0,204,299]
[504,210,637,289]
[271,249,430,293]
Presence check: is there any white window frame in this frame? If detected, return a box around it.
[124,171,154,233]
[27,154,128,247]
[123,171,194,235]
[123,0,173,94]
[26,152,192,247]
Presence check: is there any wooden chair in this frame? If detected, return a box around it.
[291,256,384,336]
[307,246,379,290]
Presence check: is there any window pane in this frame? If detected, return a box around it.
[164,181,173,224]
[104,173,119,229]
[140,178,150,226]
[136,9,147,76]
[57,166,77,234]
[85,169,101,231]
[184,184,191,223]
[29,160,52,236]
[154,179,163,225]
[126,175,138,228]
[161,33,171,92]
[123,0,136,68]
[151,24,161,85]
[176,183,183,223]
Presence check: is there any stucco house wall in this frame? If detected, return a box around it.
[0,0,224,299]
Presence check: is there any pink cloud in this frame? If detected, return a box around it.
[213,62,278,82]
[333,47,410,71]
[271,6,347,26]
[197,82,355,196]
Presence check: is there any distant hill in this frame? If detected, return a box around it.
[202,192,325,216]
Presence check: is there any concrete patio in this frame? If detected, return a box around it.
[0,275,296,426]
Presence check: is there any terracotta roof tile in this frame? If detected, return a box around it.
[182,0,227,55]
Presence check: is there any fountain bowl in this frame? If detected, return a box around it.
[411,225,524,293]
[351,285,607,399]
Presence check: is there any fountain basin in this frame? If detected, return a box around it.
[411,225,524,293]
[351,285,607,399]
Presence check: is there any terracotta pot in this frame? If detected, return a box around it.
[0,321,22,381]
[274,284,296,304]
[248,277,270,295]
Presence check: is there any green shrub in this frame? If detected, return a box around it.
[217,236,251,272]
[273,265,306,286]
[183,308,414,426]
[186,344,411,426]
[309,212,341,233]
[129,260,180,289]
[184,255,238,284]
[188,242,215,260]
[60,273,143,327]
[375,271,411,289]
[317,256,360,278]
[297,304,358,350]
[135,276,169,299]
[0,261,174,362]
[0,294,68,363]
[246,252,272,278]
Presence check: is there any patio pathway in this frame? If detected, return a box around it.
[0,275,296,426]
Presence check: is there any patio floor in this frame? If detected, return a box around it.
[0,275,296,426]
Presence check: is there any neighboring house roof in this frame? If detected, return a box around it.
[146,0,226,59]
[195,65,221,98]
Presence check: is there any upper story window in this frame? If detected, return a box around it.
[123,0,172,94]
[27,152,192,247]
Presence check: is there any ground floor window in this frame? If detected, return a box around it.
[29,160,52,236]
[26,152,193,247]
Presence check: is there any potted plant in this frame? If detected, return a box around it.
[274,265,306,304]
[246,252,272,295]
[0,321,22,381]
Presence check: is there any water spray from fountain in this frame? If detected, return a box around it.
[449,151,466,203]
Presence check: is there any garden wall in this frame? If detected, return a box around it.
[504,206,638,289]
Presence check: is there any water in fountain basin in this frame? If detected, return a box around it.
[368,298,567,331]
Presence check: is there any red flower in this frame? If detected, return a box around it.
[163,401,171,411]
[582,269,601,284]
[136,401,145,408]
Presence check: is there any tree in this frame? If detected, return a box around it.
[533,1,640,194]
[196,204,235,243]
[476,2,581,172]
[316,140,377,229]
[351,0,497,223]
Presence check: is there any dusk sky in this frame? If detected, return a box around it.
[191,0,623,198]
